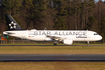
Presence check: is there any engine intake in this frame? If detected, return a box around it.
[63,39,73,45]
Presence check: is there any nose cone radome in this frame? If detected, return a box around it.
[94,35,102,41]
[98,35,102,40]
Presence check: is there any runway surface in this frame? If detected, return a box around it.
[0,54,105,62]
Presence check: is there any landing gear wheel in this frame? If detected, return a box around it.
[54,42,57,46]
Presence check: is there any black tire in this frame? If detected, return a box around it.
[54,43,57,46]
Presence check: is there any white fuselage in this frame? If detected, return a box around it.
[3,30,102,42]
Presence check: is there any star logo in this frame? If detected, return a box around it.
[9,21,16,29]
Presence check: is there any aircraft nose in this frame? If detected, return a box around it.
[99,35,102,40]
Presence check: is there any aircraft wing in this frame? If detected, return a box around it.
[47,35,73,45]
[47,35,64,41]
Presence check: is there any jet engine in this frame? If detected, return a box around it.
[63,39,73,45]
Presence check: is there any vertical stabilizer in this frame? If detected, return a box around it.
[5,15,22,30]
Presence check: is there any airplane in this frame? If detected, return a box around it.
[3,15,102,45]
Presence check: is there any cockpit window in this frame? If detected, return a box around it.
[94,33,98,35]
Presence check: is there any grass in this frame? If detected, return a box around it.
[0,45,105,54]
[0,44,105,70]
[0,62,105,70]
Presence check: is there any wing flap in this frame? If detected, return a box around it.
[47,35,63,41]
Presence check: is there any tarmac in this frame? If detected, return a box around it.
[0,54,105,62]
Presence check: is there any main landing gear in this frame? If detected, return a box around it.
[54,42,57,46]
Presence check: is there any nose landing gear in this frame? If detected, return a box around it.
[87,41,90,46]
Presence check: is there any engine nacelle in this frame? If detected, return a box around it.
[63,39,73,45]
